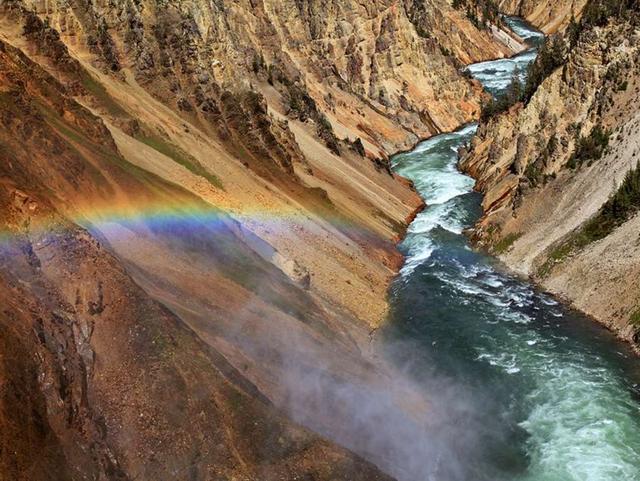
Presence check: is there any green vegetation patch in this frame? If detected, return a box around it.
[538,163,640,277]
[451,0,501,30]
[567,125,610,169]
[581,0,640,29]
[631,308,640,327]
[493,232,522,254]
[585,163,640,236]
[80,72,128,118]
[537,238,578,278]
[523,37,567,103]
[567,2,640,49]
[34,101,112,183]
[135,132,224,190]
[35,101,180,196]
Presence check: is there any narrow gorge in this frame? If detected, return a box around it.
[0,1,639,481]
[387,16,640,480]
[459,0,640,347]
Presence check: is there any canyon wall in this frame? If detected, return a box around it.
[0,1,517,479]
[460,14,640,347]
[497,0,588,33]
[0,35,402,480]
[0,0,523,328]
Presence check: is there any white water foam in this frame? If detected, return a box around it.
[393,125,478,274]
[391,19,640,478]
[465,48,539,97]
[503,16,546,43]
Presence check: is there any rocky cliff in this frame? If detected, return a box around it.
[15,0,521,155]
[0,0,517,479]
[0,0,525,327]
[0,34,403,480]
[497,0,589,32]
[460,8,640,347]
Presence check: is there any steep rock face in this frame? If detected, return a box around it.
[497,0,589,33]
[459,20,640,346]
[404,0,524,64]
[0,2,412,327]
[16,0,520,154]
[0,0,522,330]
[0,36,401,480]
[0,0,516,479]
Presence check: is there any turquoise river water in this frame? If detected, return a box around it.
[384,17,640,481]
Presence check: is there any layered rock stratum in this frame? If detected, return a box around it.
[460,9,640,348]
[0,0,522,479]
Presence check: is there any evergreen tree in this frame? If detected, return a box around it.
[506,66,523,105]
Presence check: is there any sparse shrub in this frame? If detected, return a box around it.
[493,232,522,254]
[516,0,640,109]
[526,135,559,186]
[480,68,523,120]
[567,15,582,48]
[287,84,340,155]
[539,163,640,276]
[438,45,454,59]
[252,53,265,73]
[522,36,566,103]
[452,0,500,29]
[567,125,610,169]
[582,0,635,27]
[566,0,640,49]
[88,19,120,71]
[525,162,543,186]
[591,163,640,234]
[350,137,366,156]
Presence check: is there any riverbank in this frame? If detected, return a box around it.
[459,15,640,352]
[385,15,640,479]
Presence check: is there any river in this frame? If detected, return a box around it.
[384,17,640,481]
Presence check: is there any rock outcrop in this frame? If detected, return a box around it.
[13,0,521,156]
[0,0,518,479]
[497,0,589,33]
[460,13,640,347]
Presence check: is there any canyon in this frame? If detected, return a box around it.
[459,3,640,348]
[0,0,520,479]
[1,0,640,479]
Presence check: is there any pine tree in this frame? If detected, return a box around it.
[506,66,523,105]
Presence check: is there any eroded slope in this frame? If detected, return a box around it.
[0,38,399,480]
[460,11,640,346]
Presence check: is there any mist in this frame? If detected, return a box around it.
[94,216,525,481]
[225,289,523,481]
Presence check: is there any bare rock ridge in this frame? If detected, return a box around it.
[497,0,589,33]
[460,2,640,348]
[0,1,520,480]
[0,36,397,480]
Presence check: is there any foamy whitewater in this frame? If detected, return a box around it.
[386,17,640,481]
[465,17,544,97]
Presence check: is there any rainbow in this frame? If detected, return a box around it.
[0,193,384,256]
